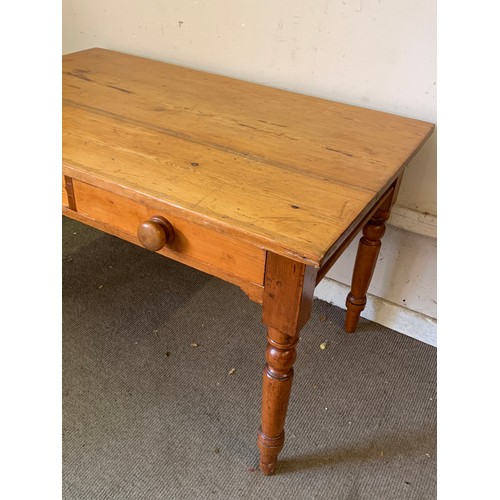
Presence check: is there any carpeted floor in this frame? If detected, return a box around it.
[62,216,436,500]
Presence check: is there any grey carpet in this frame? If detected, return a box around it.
[62,216,436,500]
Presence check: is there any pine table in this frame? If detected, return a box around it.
[62,48,434,475]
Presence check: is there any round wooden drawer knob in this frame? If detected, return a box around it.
[137,215,175,251]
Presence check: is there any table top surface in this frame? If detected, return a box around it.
[63,48,434,267]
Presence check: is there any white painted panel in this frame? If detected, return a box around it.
[314,278,437,347]
[389,206,437,239]
[325,225,437,319]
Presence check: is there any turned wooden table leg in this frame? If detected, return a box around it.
[258,252,317,475]
[345,196,392,333]
[257,326,297,475]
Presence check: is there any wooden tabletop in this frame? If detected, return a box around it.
[63,48,434,267]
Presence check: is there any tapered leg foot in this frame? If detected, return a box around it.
[259,459,276,476]
[257,327,296,475]
[345,293,367,333]
[345,205,391,333]
[257,430,284,475]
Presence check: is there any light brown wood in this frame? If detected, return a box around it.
[63,205,264,303]
[67,178,265,298]
[62,48,436,476]
[63,48,434,268]
[258,253,317,475]
[137,216,175,251]
[345,194,393,332]
[316,184,395,285]
[62,175,69,208]
[62,175,77,211]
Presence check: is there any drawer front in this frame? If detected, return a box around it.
[67,178,266,295]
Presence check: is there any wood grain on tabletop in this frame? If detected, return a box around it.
[63,48,434,267]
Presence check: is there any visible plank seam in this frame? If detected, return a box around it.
[62,162,337,266]
[62,98,377,195]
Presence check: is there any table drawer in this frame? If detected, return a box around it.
[64,177,266,302]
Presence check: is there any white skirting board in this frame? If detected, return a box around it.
[389,205,437,239]
[314,204,437,347]
[314,278,437,347]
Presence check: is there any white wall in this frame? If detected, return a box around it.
[63,0,437,344]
